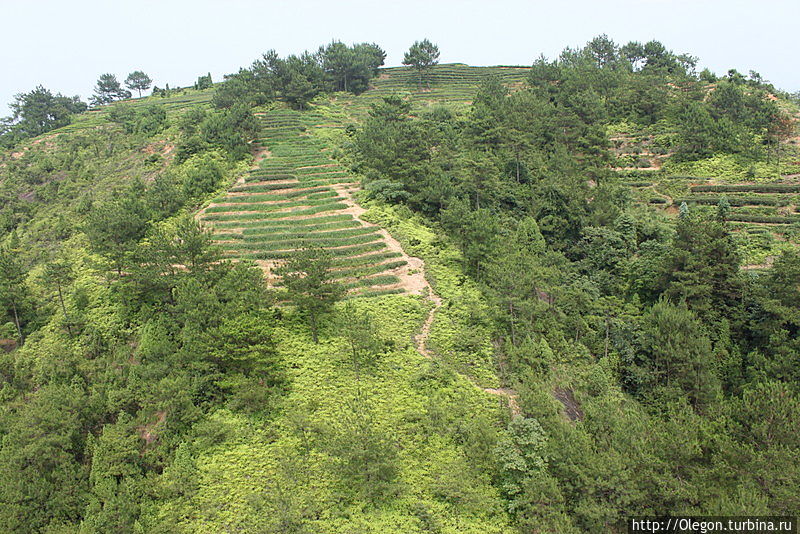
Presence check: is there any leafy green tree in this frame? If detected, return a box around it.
[205,312,286,412]
[336,303,386,378]
[722,381,800,513]
[180,151,227,201]
[207,312,281,376]
[124,71,153,98]
[320,41,385,94]
[108,103,166,134]
[127,214,220,307]
[194,72,213,90]
[91,74,131,105]
[441,201,500,279]
[402,39,440,89]
[200,105,257,159]
[276,247,344,343]
[354,96,434,211]
[744,250,800,383]
[83,413,145,533]
[494,415,576,532]
[716,195,730,221]
[485,218,549,344]
[43,258,75,338]
[0,383,90,533]
[277,52,327,109]
[1,86,86,144]
[329,399,398,503]
[577,226,630,294]
[658,213,742,323]
[212,68,271,108]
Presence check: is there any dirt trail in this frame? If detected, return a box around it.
[204,131,522,417]
[331,183,429,296]
[331,182,522,417]
[483,388,521,416]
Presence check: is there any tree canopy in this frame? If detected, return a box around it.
[124,71,153,98]
[91,73,131,105]
[402,39,440,88]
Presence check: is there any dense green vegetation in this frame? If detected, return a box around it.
[1,35,799,533]
[342,36,800,531]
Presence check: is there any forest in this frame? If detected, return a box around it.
[0,35,798,533]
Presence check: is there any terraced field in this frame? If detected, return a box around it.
[52,87,214,134]
[333,63,530,119]
[199,65,535,296]
[199,107,428,298]
[624,173,800,266]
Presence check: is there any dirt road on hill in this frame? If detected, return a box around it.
[330,182,523,417]
[330,183,429,296]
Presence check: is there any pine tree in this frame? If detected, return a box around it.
[716,195,730,221]
[90,74,131,105]
[276,247,344,343]
[402,39,440,90]
[124,71,153,98]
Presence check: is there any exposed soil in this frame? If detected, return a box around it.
[138,411,166,445]
[484,388,521,416]
[553,387,583,422]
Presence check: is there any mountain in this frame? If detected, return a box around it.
[1,39,799,533]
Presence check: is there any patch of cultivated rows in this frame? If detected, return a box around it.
[199,108,407,297]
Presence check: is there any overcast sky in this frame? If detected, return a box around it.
[2,0,798,111]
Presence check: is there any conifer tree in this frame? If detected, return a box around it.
[402,39,440,89]
[124,71,153,98]
[91,73,131,105]
[276,247,344,343]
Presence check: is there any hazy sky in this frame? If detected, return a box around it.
[2,0,798,111]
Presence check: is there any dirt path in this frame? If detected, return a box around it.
[331,183,429,296]
[330,183,521,416]
[413,289,442,359]
[483,388,521,416]
[331,181,523,416]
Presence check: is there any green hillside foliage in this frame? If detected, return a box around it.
[342,36,800,530]
[1,36,799,533]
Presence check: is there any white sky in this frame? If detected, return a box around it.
[2,0,798,111]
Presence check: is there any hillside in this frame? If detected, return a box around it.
[1,38,800,534]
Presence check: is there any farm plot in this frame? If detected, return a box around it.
[332,63,531,120]
[623,173,800,265]
[199,107,425,297]
[54,87,215,134]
